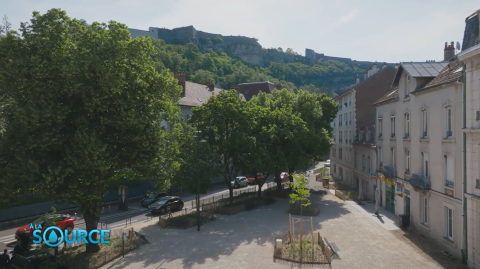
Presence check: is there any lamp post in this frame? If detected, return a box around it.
[195,131,206,231]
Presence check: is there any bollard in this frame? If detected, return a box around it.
[74,213,77,221]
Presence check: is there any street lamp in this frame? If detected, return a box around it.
[194,131,207,231]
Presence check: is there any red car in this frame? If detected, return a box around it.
[15,214,75,240]
[246,173,265,185]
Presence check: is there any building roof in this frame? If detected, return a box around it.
[235,81,277,93]
[412,58,463,94]
[462,9,480,51]
[372,86,398,106]
[393,61,449,85]
[179,81,223,107]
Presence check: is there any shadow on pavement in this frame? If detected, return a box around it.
[104,192,350,269]
[392,229,468,269]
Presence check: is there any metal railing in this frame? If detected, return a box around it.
[409,174,430,190]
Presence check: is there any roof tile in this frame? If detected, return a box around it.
[373,86,398,106]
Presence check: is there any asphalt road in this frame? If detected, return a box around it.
[0,178,277,251]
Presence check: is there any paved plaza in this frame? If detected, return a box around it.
[101,169,467,269]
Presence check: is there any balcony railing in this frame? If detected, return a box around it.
[445,179,454,188]
[382,165,397,178]
[409,174,431,191]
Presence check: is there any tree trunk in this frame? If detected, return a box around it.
[80,200,102,253]
[275,172,282,190]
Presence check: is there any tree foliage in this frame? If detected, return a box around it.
[0,9,181,252]
[148,39,369,95]
[190,90,252,204]
[171,123,221,195]
[289,174,311,216]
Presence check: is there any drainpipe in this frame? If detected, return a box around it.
[462,64,468,263]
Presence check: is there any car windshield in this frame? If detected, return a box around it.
[156,199,168,205]
[236,177,244,181]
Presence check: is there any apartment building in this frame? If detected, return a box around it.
[374,47,463,258]
[330,63,395,195]
[352,64,396,201]
[330,84,355,185]
[458,9,480,268]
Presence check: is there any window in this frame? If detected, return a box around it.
[354,153,358,168]
[422,110,428,138]
[349,112,352,125]
[444,206,453,240]
[339,149,343,160]
[405,149,410,174]
[378,118,383,137]
[339,115,342,126]
[390,115,396,138]
[446,107,452,138]
[391,148,396,167]
[334,164,336,173]
[404,113,410,138]
[422,152,429,177]
[378,146,383,164]
[362,155,366,171]
[421,197,428,225]
[405,75,410,97]
[445,155,454,187]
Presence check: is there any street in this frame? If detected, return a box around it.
[0,178,276,251]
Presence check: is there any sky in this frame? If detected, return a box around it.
[3,0,479,63]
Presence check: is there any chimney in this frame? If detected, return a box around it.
[356,74,360,85]
[205,82,214,91]
[174,72,186,97]
[444,41,455,61]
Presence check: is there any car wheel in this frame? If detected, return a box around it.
[66,226,73,234]
[178,205,183,211]
[160,208,166,214]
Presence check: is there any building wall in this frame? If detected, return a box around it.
[331,91,355,185]
[353,145,376,201]
[460,48,480,268]
[376,70,463,259]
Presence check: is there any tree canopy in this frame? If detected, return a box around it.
[149,39,371,97]
[0,9,181,252]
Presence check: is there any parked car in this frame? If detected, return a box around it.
[148,196,184,215]
[141,191,169,207]
[246,173,265,185]
[325,160,331,167]
[16,214,74,240]
[280,172,290,182]
[232,176,249,188]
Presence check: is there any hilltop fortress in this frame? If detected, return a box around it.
[128,25,372,66]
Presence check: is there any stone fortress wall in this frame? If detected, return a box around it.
[128,25,372,66]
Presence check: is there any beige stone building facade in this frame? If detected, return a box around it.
[374,56,463,259]
[458,8,480,268]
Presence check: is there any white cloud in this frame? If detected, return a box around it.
[339,9,358,24]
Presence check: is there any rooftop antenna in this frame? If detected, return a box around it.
[456,41,461,54]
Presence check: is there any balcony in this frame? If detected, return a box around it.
[409,174,431,191]
[445,179,454,188]
[381,165,397,178]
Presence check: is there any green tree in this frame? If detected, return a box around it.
[289,174,311,216]
[171,123,221,195]
[190,69,216,85]
[190,90,251,205]
[0,9,181,253]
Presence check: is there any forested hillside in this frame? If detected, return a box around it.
[150,39,372,96]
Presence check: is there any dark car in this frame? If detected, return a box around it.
[141,191,169,207]
[148,196,184,215]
